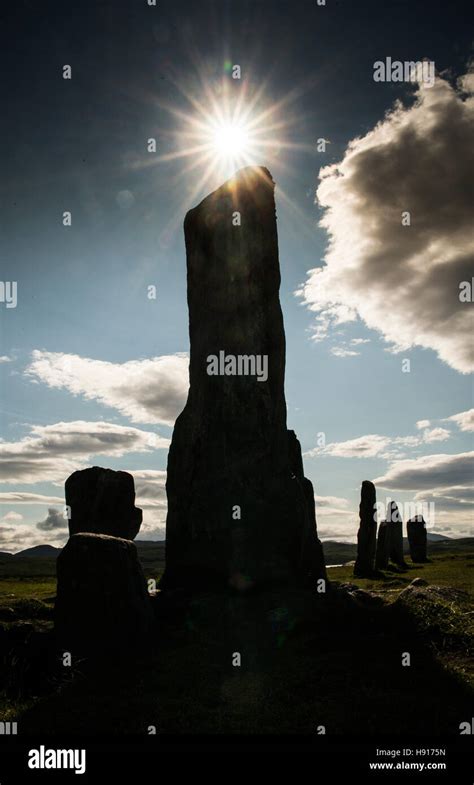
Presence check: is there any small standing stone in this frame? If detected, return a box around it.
[66,466,143,540]
[55,533,153,652]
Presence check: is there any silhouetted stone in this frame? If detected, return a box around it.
[354,480,377,577]
[387,501,406,567]
[407,515,428,562]
[65,466,142,540]
[375,521,391,569]
[55,533,153,652]
[162,167,326,591]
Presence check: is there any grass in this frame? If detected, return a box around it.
[0,577,57,602]
[329,552,474,597]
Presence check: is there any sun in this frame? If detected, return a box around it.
[211,121,251,161]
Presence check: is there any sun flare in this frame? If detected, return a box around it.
[137,67,316,237]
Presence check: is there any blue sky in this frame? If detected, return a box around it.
[0,0,473,551]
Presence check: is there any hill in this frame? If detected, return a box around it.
[14,545,62,559]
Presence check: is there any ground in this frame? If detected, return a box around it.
[0,540,472,735]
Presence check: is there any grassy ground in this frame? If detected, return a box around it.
[328,551,474,597]
[0,545,472,736]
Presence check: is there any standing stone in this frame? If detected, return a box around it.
[375,521,391,570]
[161,167,326,590]
[65,466,142,540]
[387,501,406,568]
[354,480,377,577]
[407,516,428,562]
[55,533,153,652]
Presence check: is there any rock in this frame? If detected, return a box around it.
[354,480,377,577]
[387,501,407,568]
[375,521,391,569]
[161,167,326,590]
[55,533,153,652]
[407,515,428,562]
[65,466,142,540]
[409,577,428,587]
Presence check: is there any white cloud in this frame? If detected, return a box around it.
[350,338,371,346]
[1,511,23,522]
[0,421,168,484]
[0,523,67,553]
[128,469,168,509]
[330,347,360,358]
[315,494,350,509]
[0,492,64,504]
[422,427,451,443]
[25,350,189,426]
[305,423,452,459]
[0,356,11,364]
[306,434,391,459]
[414,485,474,510]
[374,451,474,490]
[446,408,474,433]
[416,419,431,430]
[297,71,474,373]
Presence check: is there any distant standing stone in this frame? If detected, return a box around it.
[387,501,407,568]
[407,516,428,562]
[65,466,142,540]
[375,521,391,570]
[354,480,377,577]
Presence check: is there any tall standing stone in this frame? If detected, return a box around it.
[407,516,428,562]
[387,501,406,568]
[161,166,326,590]
[354,480,377,577]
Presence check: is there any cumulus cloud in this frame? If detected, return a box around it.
[0,421,168,484]
[297,71,474,373]
[446,408,474,432]
[0,356,11,364]
[374,451,474,490]
[36,507,67,531]
[25,350,189,426]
